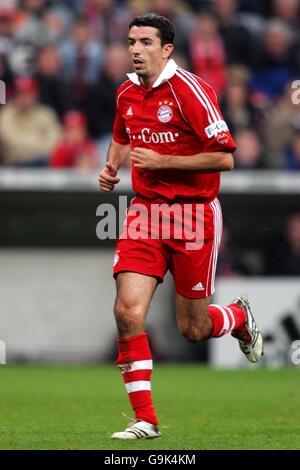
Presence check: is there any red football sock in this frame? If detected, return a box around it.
[208,303,246,338]
[115,332,158,426]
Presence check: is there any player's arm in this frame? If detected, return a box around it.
[163,151,234,172]
[98,139,130,192]
[98,86,131,192]
[130,148,234,172]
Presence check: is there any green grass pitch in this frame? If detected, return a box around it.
[0,364,299,450]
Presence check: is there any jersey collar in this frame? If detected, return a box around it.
[127,58,178,88]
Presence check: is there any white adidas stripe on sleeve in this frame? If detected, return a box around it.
[175,68,221,124]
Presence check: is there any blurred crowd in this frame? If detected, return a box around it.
[0,0,300,169]
[217,211,300,276]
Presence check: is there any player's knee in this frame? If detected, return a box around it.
[114,299,144,336]
[181,325,206,343]
[179,316,211,343]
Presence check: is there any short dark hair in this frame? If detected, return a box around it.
[129,13,175,46]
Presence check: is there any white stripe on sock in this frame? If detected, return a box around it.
[224,307,236,333]
[125,380,151,394]
[210,304,230,336]
[117,360,153,374]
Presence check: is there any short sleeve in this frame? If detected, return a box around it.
[113,97,130,145]
[182,82,236,153]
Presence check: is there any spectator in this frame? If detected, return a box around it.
[83,0,129,44]
[238,0,267,16]
[59,14,104,109]
[87,42,131,153]
[216,226,251,277]
[272,0,299,32]
[0,53,14,102]
[283,131,300,171]
[11,0,54,75]
[127,0,150,18]
[0,5,15,56]
[188,11,226,93]
[221,82,256,134]
[265,212,300,276]
[41,7,69,43]
[250,19,298,101]
[236,1,265,37]
[226,64,252,87]
[264,81,300,168]
[35,44,72,119]
[50,110,99,169]
[233,128,264,169]
[170,52,189,70]
[213,0,258,69]
[0,76,62,166]
[50,0,82,11]
[148,0,193,56]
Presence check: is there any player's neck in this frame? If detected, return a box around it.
[140,77,154,89]
[139,61,168,89]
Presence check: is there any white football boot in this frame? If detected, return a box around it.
[111,418,161,440]
[231,295,264,363]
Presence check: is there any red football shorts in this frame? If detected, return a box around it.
[113,195,222,298]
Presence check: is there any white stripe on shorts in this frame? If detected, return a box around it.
[206,199,222,296]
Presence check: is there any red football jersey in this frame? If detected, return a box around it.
[113,59,236,202]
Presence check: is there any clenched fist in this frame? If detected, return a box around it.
[98,162,120,192]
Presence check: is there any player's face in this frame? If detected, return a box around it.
[128,26,173,86]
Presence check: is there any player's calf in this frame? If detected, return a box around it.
[176,295,212,342]
[178,316,212,343]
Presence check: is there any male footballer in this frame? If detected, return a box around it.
[98,13,264,439]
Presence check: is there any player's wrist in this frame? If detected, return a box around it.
[162,155,172,170]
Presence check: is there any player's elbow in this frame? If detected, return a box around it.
[222,153,234,171]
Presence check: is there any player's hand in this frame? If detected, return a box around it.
[130,147,166,170]
[98,162,120,192]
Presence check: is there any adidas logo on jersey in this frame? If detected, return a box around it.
[126,106,133,116]
[192,282,204,291]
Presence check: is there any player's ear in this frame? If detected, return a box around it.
[163,43,173,60]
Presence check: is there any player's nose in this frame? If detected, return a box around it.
[131,42,142,55]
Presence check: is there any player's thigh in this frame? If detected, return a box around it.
[114,272,158,335]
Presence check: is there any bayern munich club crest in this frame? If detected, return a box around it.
[157,102,173,123]
[217,132,229,145]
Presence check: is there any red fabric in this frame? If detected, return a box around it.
[14,76,38,93]
[115,332,151,360]
[115,333,158,426]
[50,139,96,168]
[113,196,222,299]
[128,391,157,426]
[122,369,152,384]
[113,67,236,203]
[189,37,227,93]
[208,305,225,338]
[208,304,246,338]
[228,304,247,331]
[63,111,87,128]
